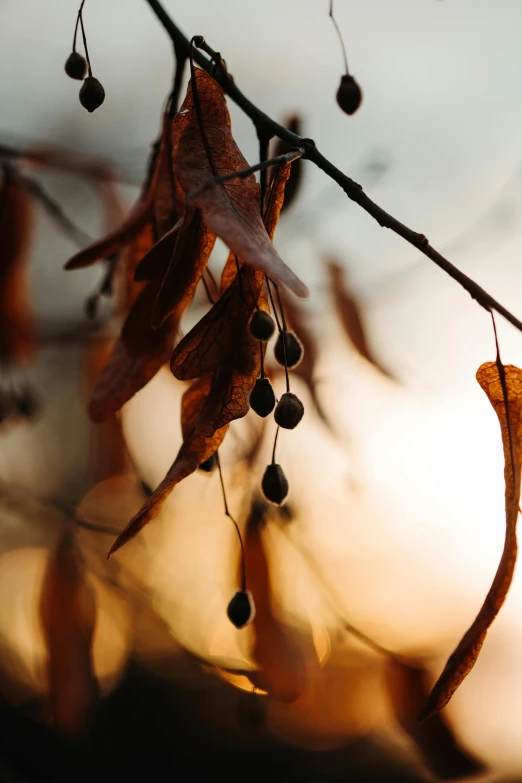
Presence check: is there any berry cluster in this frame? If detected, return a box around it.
[64,5,105,113]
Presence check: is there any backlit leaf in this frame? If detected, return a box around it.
[421,361,522,719]
[328,260,393,379]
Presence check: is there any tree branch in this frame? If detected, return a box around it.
[144,0,522,335]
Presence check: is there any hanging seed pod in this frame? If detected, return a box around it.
[262,463,289,505]
[336,74,362,116]
[65,52,87,80]
[274,331,303,368]
[274,392,304,430]
[249,310,275,342]
[249,377,276,418]
[198,453,218,473]
[79,77,105,113]
[227,590,256,629]
[16,386,39,419]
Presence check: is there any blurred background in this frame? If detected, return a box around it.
[1,0,522,780]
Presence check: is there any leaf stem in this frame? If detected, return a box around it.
[329,0,350,75]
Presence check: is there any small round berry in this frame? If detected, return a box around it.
[199,453,218,473]
[249,310,275,341]
[261,463,289,505]
[274,331,303,368]
[65,52,87,80]
[274,392,304,430]
[336,74,362,116]
[249,377,275,418]
[227,590,255,629]
[79,76,105,113]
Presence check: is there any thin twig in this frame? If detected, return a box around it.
[215,452,247,592]
[329,0,349,75]
[189,148,305,200]
[143,0,522,336]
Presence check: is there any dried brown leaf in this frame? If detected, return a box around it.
[172,69,307,298]
[40,531,97,734]
[386,658,485,779]
[421,361,522,719]
[89,278,178,422]
[328,260,393,379]
[108,328,261,556]
[133,220,181,282]
[151,208,216,328]
[0,169,36,365]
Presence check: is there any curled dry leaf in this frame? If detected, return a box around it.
[421,361,522,720]
[172,68,308,298]
[386,658,485,780]
[151,208,216,328]
[0,166,36,365]
[243,499,308,702]
[327,260,394,379]
[89,278,179,423]
[40,530,98,734]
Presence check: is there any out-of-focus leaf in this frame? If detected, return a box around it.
[88,279,179,423]
[151,208,216,328]
[422,361,522,719]
[328,260,393,379]
[116,220,155,312]
[271,114,303,212]
[243,499,308,702]
[172,69,308,298]
[386,658,485,779]
[40,530,97,735]
[0,167,36,365]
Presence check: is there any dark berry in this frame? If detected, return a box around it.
[336,74,362,116]
[79,76,105,113]
[249,377,275,418]
[65,52,87,80]
[227,590,255,629]
[16,388,39,419]
[199,453,218,473]
[274,392,304,430]
[249,310,275,341]
[261,463,289,505]
[274,331,303,368]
